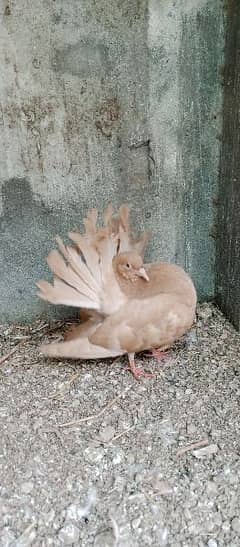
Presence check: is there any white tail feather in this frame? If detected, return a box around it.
[37,278,99,309]
[68,232,101,284]
[46,250,97,301]
[56,237,100,293]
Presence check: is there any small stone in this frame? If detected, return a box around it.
[21,482,34,494]
[0,527,16,546]
[66,504,78,521]
[112,450,123,465]
[187,423,197,435]
[222,520,230,532]
[231,517,240,533]
[44,508,55,526]
[58,523,79,545]
[198,304,213,321]
[158,419,177,446]
[152,479,172,496]
[132,516,142,529]
[207,540,218,547]
[193,444,218,458]
[98,425,115,443]
[84,446,104,464]
[206,481,218,496]
[228,473,238,485]
[158,527,168,546]
[185,329,198,347]
[205,518,216,533]
[94,529,115,547]
[127,453,135,465]
[66,488,96,521]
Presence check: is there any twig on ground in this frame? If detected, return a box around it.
[109,513,120,547]
[176,438,209,457]
[58,388,130,428]
[109,425,136,443]
[0,339,28,366]
[33,321,66,338]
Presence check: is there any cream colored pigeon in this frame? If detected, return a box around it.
[37,205,197,379]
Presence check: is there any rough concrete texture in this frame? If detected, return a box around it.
[216,0,240,331]
[0,0,224,321]
[1,304,240,546]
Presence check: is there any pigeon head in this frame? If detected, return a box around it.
[113,251,149,282]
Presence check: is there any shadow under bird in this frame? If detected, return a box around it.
[37,204,197,379]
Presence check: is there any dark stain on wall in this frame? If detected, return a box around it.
[0,178,79,322]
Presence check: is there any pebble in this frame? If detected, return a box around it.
[132,516,142,530]
[222,520,230,532]
[94,529,115,547]
[21,482,34,495]
[207,540,218,547]
[112,450,123,465]
[231,516,240,534]
[152,479,173,496]
[44,509,55,527]
[197,304,213,321]
[98,425,115,443]
[66,504,79,521]
[0,527,16,546]
[193,444,218,458]
[158,527,168,546]
[58,523,80,545]
[84,446,104,464]
[66,487,96,521]
[206,481,218,496]
[127,453,135,465]
[158,419,177,446]
[186,328,198,344]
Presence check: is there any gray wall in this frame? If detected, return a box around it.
[216,0,240,331]
[0,0,224,322]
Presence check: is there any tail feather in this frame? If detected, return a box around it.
[117,204,150,256]
[103,203,114,227]
[46,250,97,301]
[37,278,99,309]
[133,231,151,257]
[83,208,98,236]
[56,237,100,293]
[118,204,130,233]
[68,231,101,284]
[40,337,123,360]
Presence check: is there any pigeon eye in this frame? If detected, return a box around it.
[126,263,130,268]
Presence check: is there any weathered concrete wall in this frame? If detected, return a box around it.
[216,0,240,331]
[0,0,224,322]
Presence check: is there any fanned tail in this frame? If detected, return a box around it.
[37,203,151,312]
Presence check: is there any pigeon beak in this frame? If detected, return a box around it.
[137,267,149,282]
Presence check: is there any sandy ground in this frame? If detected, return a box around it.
[0,303,240,547]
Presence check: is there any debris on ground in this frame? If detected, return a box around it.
[0,304,240,546]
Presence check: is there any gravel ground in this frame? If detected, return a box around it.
[0,303,240,547]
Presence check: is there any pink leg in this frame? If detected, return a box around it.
[127,353,154,380]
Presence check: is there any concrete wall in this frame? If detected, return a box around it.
[216,0,240,331]
[0,0,224,322]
